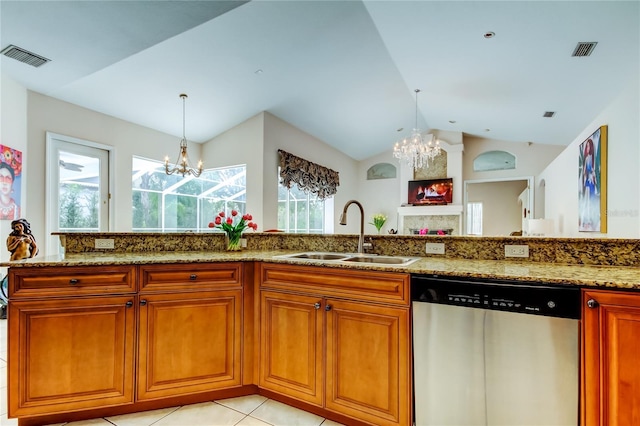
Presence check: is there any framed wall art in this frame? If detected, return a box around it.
[578,125,607,232]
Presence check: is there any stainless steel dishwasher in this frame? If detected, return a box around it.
[411,274,580,426]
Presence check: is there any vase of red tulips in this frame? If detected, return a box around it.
[209,210,258,251]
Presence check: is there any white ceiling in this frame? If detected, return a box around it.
[1,1,638,161]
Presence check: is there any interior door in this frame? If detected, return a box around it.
[46,132,112,254]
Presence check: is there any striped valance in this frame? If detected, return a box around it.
[278,149,339,200]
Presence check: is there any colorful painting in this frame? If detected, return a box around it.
[0,144,23,220]
[578,126,607,232]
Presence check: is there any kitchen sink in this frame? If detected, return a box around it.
[287,252,352,260]
[275,252,420,266]
[342,255,419,265]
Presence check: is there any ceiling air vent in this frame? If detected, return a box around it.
[1,44,50,67]
[543,111,556,118]
[572,42,597,57]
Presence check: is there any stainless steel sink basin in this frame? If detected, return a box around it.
[342,255,419,265]
[287,252,351,260]
[276,252,420,266]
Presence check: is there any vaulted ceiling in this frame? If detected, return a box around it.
[1,1,638,160]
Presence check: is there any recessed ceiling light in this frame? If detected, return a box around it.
[543,111,556,118]
[397,127,404,132]
[254,69,264,75]
[484,32,495,39]
[484,128,491,132]
[449,120,457,124]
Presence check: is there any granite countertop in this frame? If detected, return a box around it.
[4,250,640,290]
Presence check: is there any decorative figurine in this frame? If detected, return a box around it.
[7,218,38,260]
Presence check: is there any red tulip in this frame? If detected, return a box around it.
[215,216,222,225]
[242,214,250,221]
[226,217,233,225]
[246,214,253,220]
[208,222,215,228]
[231,210,238,216]
[219,211,225,217]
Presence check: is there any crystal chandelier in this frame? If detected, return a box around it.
[393,89,441,170]
[165,93,203,177]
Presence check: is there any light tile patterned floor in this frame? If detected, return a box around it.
[0,319,344,426]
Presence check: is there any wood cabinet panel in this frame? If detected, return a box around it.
[581,290,640,426]
[259,290,323,406]
[325,299,410,426]
[9,265,136,298]
[137,290,242,400]
[582,290,640,426]
[139,262,242,293]
[8,295,136,417]
[260,263,409,306]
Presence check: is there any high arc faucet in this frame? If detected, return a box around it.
[339,199,370,254]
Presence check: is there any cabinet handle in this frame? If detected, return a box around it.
[314,302,321,310]
[140,299,147,306]
[125,301,133,308]
[587,299,599,309]
[69,278,79,285]
[325,304,332,312]
[189,274,197,280]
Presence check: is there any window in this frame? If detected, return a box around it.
[277,177,330,233]
[132,157,246,232]
[467,202,483,235]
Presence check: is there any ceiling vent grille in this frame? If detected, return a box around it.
[543,111,556,118]
[1,45,50,67]
[572,42,597,57]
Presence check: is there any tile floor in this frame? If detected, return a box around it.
[0,319,344,426]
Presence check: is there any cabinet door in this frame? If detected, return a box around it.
[8,296,136,417]
[583,290,640,426]
[137,290,242,400]
[325,299,410,426]
[259,290,323,406]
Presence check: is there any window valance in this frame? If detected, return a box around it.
[278,149,339,200]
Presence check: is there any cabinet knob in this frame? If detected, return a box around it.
[140,299,147,306]
[69,278,79,285]
[314,302,321,310]
[189,274,197,280]
[325,304,332,312]
[587,299,599,309]
[125,301,133,308]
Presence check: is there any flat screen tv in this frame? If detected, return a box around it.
[408,178,453,205]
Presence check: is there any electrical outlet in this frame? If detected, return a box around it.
[425,242,445,255]
[240,238,247,248]
[505,244,529,258]
[95,238,115,249]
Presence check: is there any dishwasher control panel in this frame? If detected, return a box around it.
[411,274,581,319]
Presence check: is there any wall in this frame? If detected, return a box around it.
[0,74,28,264]
[24,91,196,253]
[262,112,360,234]
[356,150,401,233]
[538,77,640,238]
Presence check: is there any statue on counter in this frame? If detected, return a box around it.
[7,218,38,260]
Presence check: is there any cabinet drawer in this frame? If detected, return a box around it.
[140,262,242,293]
[259,263,409,306]
[9,266,136,299]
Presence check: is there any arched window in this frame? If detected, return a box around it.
[473,150,516,172]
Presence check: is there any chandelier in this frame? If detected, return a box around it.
[393,89,441,170]
[165,93,203,177]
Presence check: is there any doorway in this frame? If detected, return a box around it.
[463,177,534,236]
[46,132,114,254]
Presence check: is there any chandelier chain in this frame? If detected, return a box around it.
[165,93,203,177]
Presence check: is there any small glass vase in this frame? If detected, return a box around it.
[225,231,242,251]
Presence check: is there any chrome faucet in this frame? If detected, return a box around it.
[339,200,369,254]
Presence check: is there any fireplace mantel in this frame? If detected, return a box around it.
[397,204,463,235]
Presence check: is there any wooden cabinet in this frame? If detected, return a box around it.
[8,262,245,421]
[8,267,137,418]
[137,263,244,400]
[259,263,411,426]
[582,289,640,426]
